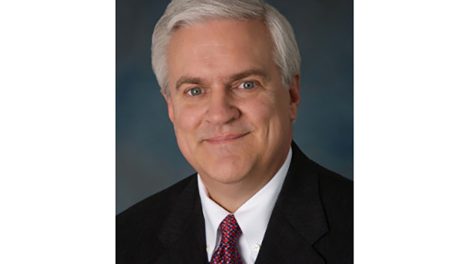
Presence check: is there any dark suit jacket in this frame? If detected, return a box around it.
[117,142,353,263]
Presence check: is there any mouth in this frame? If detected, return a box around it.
[203,132,250,144]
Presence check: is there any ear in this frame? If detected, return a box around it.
[288,74,301,121]
[163,92,175,123]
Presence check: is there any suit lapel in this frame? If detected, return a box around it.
[156,176,209,264]
[255,142,329,264]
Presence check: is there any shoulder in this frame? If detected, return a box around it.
[117,174,196,224]
[116,174,197,260]
[310,160,353,262]
[315,162,353,208]
[291,142,352,210]
[314,162,353,224]
[290,142,352,202]
[293,148,352,231]
[118,174,195,216]
[290,142,353,262]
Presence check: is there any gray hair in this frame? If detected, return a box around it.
[151,0,301,96]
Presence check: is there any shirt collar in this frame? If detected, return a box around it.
[197,147,292,259]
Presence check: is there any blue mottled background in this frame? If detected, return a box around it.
[116,0,353,214]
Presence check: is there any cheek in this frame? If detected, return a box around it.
[241,98,271,123]
[172,106,203,160]
[245,92,290,124]
[172,104,205,132]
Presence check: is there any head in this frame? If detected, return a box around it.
[151,0,301,198]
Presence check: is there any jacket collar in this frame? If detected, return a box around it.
[255,142,329,264]
[156,176,208,263]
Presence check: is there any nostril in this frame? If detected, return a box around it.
[206,101,240,124]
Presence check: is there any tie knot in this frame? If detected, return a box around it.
[210,214,243,264]
[219,214,242,244]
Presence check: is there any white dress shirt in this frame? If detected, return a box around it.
[197,147,292,264]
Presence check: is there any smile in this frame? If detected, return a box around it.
[203,132,250,144]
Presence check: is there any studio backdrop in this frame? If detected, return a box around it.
[116,0,353,214]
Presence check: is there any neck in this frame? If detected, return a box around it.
[204,175,272,213]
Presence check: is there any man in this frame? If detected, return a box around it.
[117,0,352,263]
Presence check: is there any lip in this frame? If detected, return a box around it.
[203,132,250,144]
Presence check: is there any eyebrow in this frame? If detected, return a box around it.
[175,77,203,91]
[174,69,269,91]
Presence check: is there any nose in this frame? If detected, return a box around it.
[205,88,240,125]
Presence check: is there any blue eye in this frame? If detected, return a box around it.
[240,81,256,90]
[186,87,203,96]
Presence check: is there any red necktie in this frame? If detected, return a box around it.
[210,214,243,264]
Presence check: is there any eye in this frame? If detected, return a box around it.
[239,81,257,90]
[186,87,203,96]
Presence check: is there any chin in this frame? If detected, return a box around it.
[200,161,252,185]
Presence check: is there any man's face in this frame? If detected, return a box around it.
[165,19,300,189]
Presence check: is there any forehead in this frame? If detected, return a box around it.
[169,18,272,49]
[166,19,275,84]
